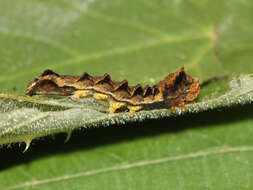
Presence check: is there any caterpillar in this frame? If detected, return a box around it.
[25,67,200,114]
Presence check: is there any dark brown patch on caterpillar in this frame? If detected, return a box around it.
[25,67,200,114]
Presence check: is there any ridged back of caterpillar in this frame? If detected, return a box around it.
[25,67,200,106]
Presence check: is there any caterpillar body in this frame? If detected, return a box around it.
[25,67,200,114]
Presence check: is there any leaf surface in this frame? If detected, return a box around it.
[1,0,253,189]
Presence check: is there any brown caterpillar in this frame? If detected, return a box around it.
[25,67,200,114]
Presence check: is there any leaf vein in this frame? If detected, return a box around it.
[0,33,210,83]
[4,146,253,190]
[0,30,79,57]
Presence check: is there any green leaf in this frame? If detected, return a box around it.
[1,0,253,189]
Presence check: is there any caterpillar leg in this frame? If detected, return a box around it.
[177,102,186,108]
[73,90,91,98]
[109,101,126,113]
[171,102,186,111]
[127,105,142,115]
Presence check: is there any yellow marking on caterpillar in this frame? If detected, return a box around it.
[73,90,91,99]
[109,101,126,113]
[93,93,109,100]
[128,105,142,115]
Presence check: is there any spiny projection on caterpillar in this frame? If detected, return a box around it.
[25,67,200,114]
